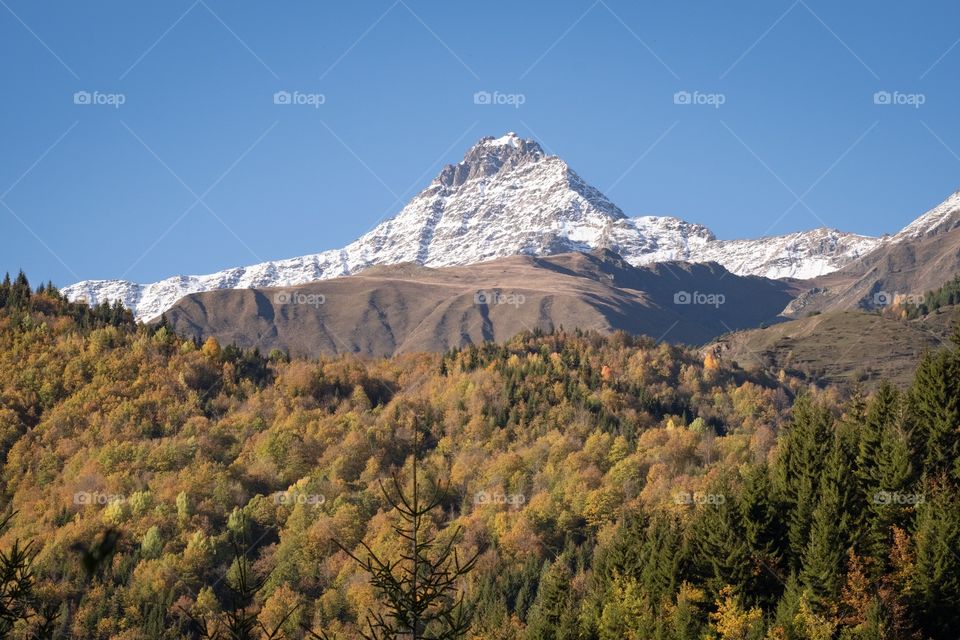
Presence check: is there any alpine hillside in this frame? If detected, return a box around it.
[161,249,800,358]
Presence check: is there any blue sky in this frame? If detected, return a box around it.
[2,0,960,287]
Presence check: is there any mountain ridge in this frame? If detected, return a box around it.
[64,133,953,321]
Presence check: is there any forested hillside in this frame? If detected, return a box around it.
[1,273,959,639]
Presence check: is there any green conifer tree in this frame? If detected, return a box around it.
[525,558,572,640]
[856,382,899,490]
[909,348,960,480]
[738,463,787,607]
[773,396,833,573]
[690,481,753,602]
[910,482,960,638]
[800,436,857,608]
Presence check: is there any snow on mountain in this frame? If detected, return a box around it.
[333,133,627,270]
[601,218,880,280]
[64,132,887,320]
[698,228,883,281]
[892,190,960,240]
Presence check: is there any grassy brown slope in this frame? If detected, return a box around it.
[163,250,799,358]
[709,306,959,387]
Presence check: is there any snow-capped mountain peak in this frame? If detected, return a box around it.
[482,132,524,148]
[348,132,628,270]
[438,132,547,187]
[64,133,899,320]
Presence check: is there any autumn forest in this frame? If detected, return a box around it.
[1,272,959,639]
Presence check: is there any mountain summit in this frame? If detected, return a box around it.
[65,133,887,320]
[348,131,629,270]
[439,133,549,186]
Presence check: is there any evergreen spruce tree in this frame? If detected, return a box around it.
[513,556,542,624]
[0,512,59,638]
[336,427,478,640]
[862,422,916,570]
[910,481,960,638]
[582,510,647,636]
[469,569,515,640]
[738,462,787,607]
[184,526,299,640]
[769,574,803,639]
[666,583,706,640]
[773,396,833,573]
[8,270,30,309]
[637,511,684,606]
[689,480,753,602]
[525,558,572,640]
[909,347,960,480]
[0,273,9,308]
[590,509,649,598]
[800,436,857,610]
[586,509,686,636]
[856,382,899,490]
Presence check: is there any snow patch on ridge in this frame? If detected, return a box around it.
[894,190,960,239]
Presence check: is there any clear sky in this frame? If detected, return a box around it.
[2,0,960,287]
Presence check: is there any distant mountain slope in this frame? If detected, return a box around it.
[64,133,878,321]
[785,191,960,316]
[163,250,800,358]
[709,306,958,387]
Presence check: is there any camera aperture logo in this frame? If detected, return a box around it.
[872,491,923,506]
[273,90,326,108]
[273,291,326,308]
[73,91,126,109]
[474,491,525,507]
[873,91,925,108]
[74,491,125,505]
[272,492,326,507]
[473,90,526,109]
[474,290,525,308]
[673,491,725,505]
[673,90,725,108]
[873,291,924,307]
[673,290,725,308]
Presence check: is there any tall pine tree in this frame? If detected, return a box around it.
[910,481,960,638]
[800,434,858,609]
[738,462,787,608]
[773,396,834,573]
[909,345,960,481]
